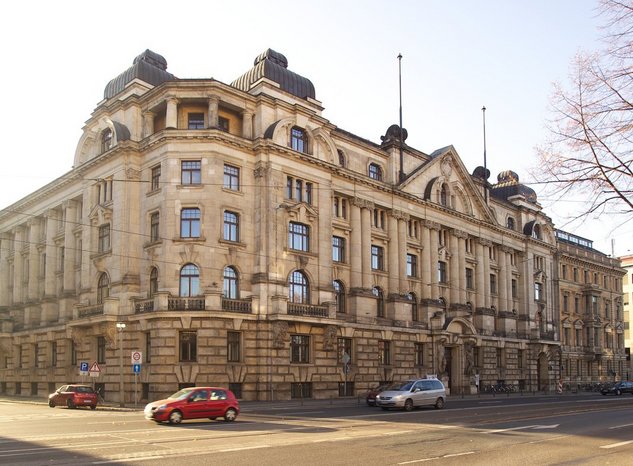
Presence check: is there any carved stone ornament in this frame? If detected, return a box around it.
[440,156,453,177]
[70,327,87,345]
[272,321,289,348]
[323,325,338,351]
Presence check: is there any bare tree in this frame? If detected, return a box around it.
[535,0,633,225]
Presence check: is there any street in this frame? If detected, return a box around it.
[1,394,632,465]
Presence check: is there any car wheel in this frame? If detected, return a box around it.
[404,399,414,412]
[209,417,217,421]
[224,408,237,422]
[434,397,445,409]
[67,399,75,409]
[168,410,183,424]
[90,405,96,410]
[48,399,55,408]
[616,389,622,396]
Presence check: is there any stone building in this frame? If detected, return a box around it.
[620,253,633,378]
[555,231,627,384]
[0,49,563,402]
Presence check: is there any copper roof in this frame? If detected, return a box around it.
[103,50,176,99]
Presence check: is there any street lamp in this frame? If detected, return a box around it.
[116,322,126,407]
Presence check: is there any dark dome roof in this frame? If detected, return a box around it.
[103,50,176,99]
[490,169,537,203]
[231,49,315,100]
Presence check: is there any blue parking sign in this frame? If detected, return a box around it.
[80,362,89,372]
[133,364,141,374]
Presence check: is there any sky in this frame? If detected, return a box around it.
[0,0,630,256]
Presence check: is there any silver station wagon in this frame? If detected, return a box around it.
[375,378,446,411]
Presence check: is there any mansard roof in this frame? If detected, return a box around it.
[231,49,316,100]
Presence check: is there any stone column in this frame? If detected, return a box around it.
[498,249,508,312]
[242,110,253,139]
[13,227,24,304]
[44,210,58,298]
[350,201,362,289]
[27,220,40,301]
[397,214,408,293]
[421,224,431,300]
[458,235,467,304]
[360,201,373,290]
[388,213,399,293]
[207,95,219,128]
[63,201,77,294]
[0,235,9,307]
[143,111,154,138]
[475,240,485,309]
[449,233,459,304]
[165,97,179,129]
[503,247,514,312]
[427,221,440,299]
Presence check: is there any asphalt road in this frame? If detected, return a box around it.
[1,393,632,465]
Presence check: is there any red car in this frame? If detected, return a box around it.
[366,382,393,406]
[48,384,98,410]
[144,387,240,424]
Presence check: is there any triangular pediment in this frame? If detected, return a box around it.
[280,201,318,223]
[399,146,496,223]
[88,204,113,225]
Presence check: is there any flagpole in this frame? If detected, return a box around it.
[398,53,404,182]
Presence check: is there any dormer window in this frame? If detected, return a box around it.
[187,113,204,129]
[532,224,542,240]
[337,150,346,167]
[440,183,449,207]
[368,163,383,181]
[507,217,515,230]
[290,126,307,153]
[101,129,113,153]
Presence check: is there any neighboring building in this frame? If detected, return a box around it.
[0,49,563,402]
[555,231,627,383]
[620,253,633,378]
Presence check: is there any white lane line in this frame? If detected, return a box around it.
[93,457,165,464]
[481,425,535,434]
[219,445,271,452]
[609,423,633,430]
[528,435,570,444]
[479,401,502,404]
[398,451,475,464]
[600,440,633,449]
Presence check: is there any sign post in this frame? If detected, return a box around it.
[131,352,142,408]
[342,352,351,397]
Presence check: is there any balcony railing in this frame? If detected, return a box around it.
[168,297,206,311]
[77,304,104,318]
[221,297,252,313]
[287,302,328,317]
[134,299,155,314]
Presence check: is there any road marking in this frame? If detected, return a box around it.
[609,423,633,430]
[479,401,502,404]
[219,445,271,452]
[528,435,570,444]
[93,456,165,464]
[481,424,558,434]
[398,451,475,464]
[600,440,633,449]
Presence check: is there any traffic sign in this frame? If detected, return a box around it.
[133,364,141,374]
[131,351,142,365]
[79,361,89,376]
[89,361,101,377]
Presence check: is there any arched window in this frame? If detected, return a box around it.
[333,280,346,314]
[507,217,515,230]
[373,286,385,317]
[179,264,200,297]
[101,128,113,153]
[440,183,449,207]
[337,149,346,167]
[223,266,238,299]
[408,292,418,321]
[532,224,542,240]
[289,270,309,304]
[149,267,158,297]
[97,273,110,304]
[368,163,383,181]
[290,126,307,153]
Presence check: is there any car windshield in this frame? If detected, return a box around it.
[168,388,196,400]
[392,381,415,391]
[74,386,94,393]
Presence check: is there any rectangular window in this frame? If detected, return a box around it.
[512,279,517,299]
[333,197,347,219]
[415,343,425,366]
[98,224,111,252]
[337,337,353,364]
[97,336,106,364]
[288,222,309,252]
[518,349,524,369]
[181,160,201,185]
[188,113,205,129]
[496,348,503,368]
[290,335,310,363]
[290,382,312,399]
[142,383,150,401]
[218,116,230,132]
[563,294,569,313]
[51,341,57,367]
[229,382,242,399]
[179,331,197,362]
[71,340,77,366]
[561,265,567,279]
[150,212,159,242]
[535,282,543,301]
[145,332,152,364]
[406,254,418,278]
[151,165,161,191]
[338,381,354,397]
[227,331,241,363]
[371,245,384,271]
[332,236,346,263]
[223,211,239,242]
[181,208,201,238]
[286,176,314,205]
[223,164,240,191]
[34,343,39,368]
[437,261,447,284]
[465,268,474,290]
[490,274,497,294]
[291,127,306,153]
[378,340,391,365]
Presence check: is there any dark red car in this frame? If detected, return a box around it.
[48,384,98,410]
[144,387,240,424]
[366,382,393,406]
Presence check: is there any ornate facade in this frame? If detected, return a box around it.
[0,49,588,402]
[555,231,627,385]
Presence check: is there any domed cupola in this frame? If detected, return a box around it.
[103,49,176,100]
[490,170,537,203]
[231,49,316,100]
